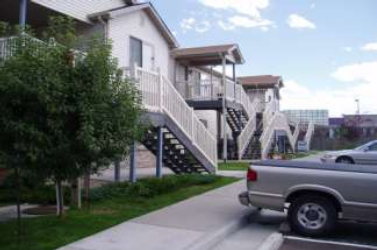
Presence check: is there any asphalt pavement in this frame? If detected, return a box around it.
[211,210,286,250]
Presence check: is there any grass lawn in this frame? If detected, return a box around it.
[0,175,238,250]
[218,151,322,171]
[289,151,321,159]
[218,162,249,171]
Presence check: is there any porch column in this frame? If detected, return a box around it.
[114,159,121,182]
[19,0,28,28]
[184,66,189,98]
[221,55,227,162]
[156,126,163,178]
[129,142,137,183]
[232,63,236,82]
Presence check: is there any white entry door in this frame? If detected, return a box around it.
[142,43,155,71]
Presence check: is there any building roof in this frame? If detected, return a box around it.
[89,2,179,48]
[238,75,283,89]
[172,44,245,66]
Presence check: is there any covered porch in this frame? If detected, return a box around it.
[172,44,245,110]
[0,0,92,37]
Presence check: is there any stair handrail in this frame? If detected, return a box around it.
[260,113,278,159]
[260,111,301,159]
[131,66,218,167]
[304,122,315,150]
[237,98,260,159]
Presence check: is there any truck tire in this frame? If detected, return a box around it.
[288,195,337,237]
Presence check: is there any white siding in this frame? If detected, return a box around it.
[108,10,170,77]
[32,0,125,23]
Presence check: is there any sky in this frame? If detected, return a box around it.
[149,0,377,117]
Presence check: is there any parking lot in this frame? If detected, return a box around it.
[279,238,377,250]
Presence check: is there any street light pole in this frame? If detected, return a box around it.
[355,99,360,115]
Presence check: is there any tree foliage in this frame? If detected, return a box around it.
[0,18,145,214]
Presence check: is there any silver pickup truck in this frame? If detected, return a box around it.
[239,160,377,237]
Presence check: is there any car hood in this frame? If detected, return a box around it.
[325,150,355,156]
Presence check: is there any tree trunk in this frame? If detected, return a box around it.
[15,165,22,246]
[83,171,91,210]
[56,180,64,217]
[70,178,82,209]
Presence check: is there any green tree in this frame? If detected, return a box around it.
[0,19,144,216]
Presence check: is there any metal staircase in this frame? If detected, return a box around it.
[142,127,210,174]
[128,67,218,174]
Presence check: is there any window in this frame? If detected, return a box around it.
[369,143,377,151]
[130,37,142,68]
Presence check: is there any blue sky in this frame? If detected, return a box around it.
[151,0,377,117]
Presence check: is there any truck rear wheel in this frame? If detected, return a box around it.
[288,195,337,237]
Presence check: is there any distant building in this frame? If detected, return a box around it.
[343,115,377,128]
[283,110,329,126]
[329,117,345,127]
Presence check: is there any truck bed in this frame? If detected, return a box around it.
[253,160,377,175]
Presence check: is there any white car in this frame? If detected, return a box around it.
[321,140,377,165]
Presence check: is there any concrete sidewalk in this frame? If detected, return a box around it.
[59,180,250,250]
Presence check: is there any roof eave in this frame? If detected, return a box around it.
[88,2,179,49]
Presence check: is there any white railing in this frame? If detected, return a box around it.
[263,99,277,131]
[185,79,222,100]
[183,76,262,121]
[0,36,17,61]
[130,66,218,167]
[237,99,260,159]
[225,79,236,101]
[0,35,86,64]
[304,122,315,150]
[260,114,278,159]
[260,111,301,159]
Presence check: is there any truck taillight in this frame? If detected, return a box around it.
[247,168,258,182]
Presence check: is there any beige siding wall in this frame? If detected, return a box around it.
[32,0,125,23]
[108,10,170,77]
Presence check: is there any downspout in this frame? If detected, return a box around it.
[97,15,108,41]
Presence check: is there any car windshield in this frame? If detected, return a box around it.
[355,142,376,151]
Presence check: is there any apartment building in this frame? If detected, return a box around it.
[0,0,302,175]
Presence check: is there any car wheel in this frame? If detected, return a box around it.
[336,157,354,164]
[288,195,337,237]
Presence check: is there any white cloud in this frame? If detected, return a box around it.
[218,20,235,31]
[287,14,316,29]
[331,61,377,83]
[195,20,211,33]
[218,15,274,31]
[180,18,211,33]
[361,42,377,52]
[282,61,377,116]
[180,18,196,31]
[343,47,353,52]
[199,0,269,18]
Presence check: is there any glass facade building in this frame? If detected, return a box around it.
[283,110,329,126]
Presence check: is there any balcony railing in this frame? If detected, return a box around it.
[183,78,262,119]
[0,35,86,64]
